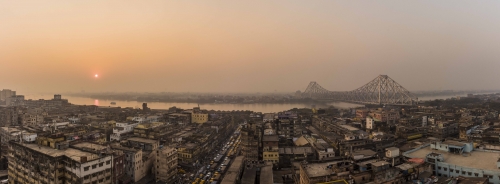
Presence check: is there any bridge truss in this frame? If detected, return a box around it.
[302,75,416,105]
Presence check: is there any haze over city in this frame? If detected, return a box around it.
[2,0,500,93]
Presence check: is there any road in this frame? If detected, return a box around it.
[187,124,242,184]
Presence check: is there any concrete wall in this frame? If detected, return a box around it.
[434,161,500,184]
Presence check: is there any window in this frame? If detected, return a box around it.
[92,164,97,169]
[468,172,472,176]
[99,163,103,167]
[456,170,459,174]
[444,168,447,171]
[438,166,442,170]
[106,161,111,165]
[475,173,479,177]
[462,171,466,175]
[84,166,89,171]
[450,169,454,172]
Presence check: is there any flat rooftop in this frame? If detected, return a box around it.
[127,137,158,144]
[407,146,500,171]
[22,143,99,163]
[72,142,108,151]
[260,165,273,184]
[241,167,257,184]
[340,125,359,131]
[303,162,338,178]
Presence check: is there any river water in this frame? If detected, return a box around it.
[22,94,470,113]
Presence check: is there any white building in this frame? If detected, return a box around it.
[366,116,374,129]
[110,122,139,141]
[0,127,37,145]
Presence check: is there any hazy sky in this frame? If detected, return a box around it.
[1,1,500,93]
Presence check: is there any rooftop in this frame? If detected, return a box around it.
[407,146,500,171]
[386,147,399,152]
[263,135,279,142]
[241,167,257,184]
[72,142,108,151]
[127,137,158,144]
[302,162,338,178]
[340,125,359,131]
[442,140,466,147]
[21,143,99,163]
[260,165,273,184]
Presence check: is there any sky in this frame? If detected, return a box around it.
[1,0,500,93]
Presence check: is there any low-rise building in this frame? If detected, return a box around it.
[191,112,208,124]
[110,121,139,141]
[405,140,500,184]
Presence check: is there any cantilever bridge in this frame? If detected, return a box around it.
[301,75,417,105]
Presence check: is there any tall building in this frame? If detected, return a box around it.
[241,123,259,163]
[6,95,24,107]
[8,141,115,184]
[0,89,15,102]
[110,144,146,182]
[54,94,62,100]
[155,146,178,183]
[262,135,279,163]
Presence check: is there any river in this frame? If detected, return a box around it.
[21,93,473,113]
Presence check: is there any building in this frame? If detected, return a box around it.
[111,144,146,182]
[191,112,208,124]
[405,140,500,184]
[263,113,275,122]
[221,156,245,184]
[71,142,126,184]
[240,124,259,163]
[24,95,69,110]
[155,146,178,183]
[125,137,159,179]
[110,121,139,141]
[133,122,170,139]
[0,90,15,102]
[0,127,37,145]
[8,141,114,184]
[6,95,25,107]
[356,109,368,119]
[177,143,199,163]
[262,135,279,163]
[299,161,350,184]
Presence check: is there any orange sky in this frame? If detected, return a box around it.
[1,1,500,93]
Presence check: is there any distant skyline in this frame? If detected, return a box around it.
[1,1,500,93]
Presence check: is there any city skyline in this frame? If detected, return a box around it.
[2,0,500,93]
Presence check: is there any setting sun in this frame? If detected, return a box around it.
[95,74,98,78]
